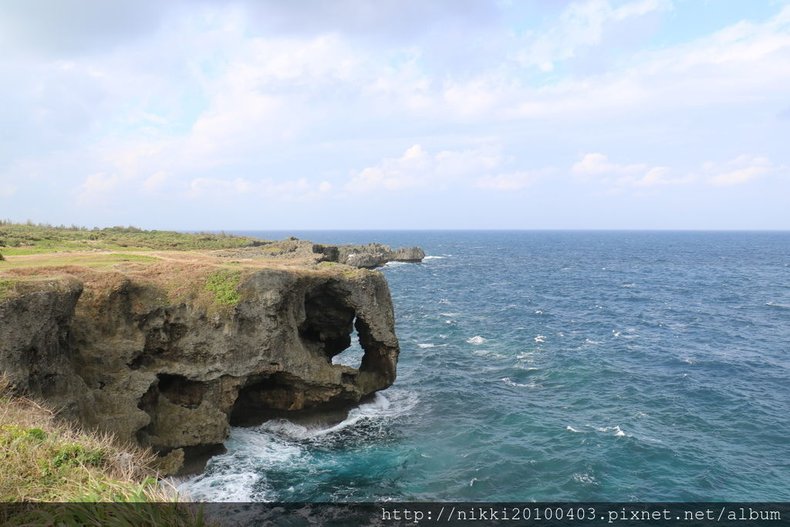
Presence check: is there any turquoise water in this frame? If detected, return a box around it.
[179,231,790,502]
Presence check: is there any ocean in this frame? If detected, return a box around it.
[178,231,790,502]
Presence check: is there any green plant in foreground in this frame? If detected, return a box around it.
[0,383,212,526]
[205,269,242,306]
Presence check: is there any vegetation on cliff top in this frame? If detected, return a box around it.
[204,269,242,306]
[0,379,207,525]
[0,221,265,255]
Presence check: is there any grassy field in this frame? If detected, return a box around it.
[0,221,265,255]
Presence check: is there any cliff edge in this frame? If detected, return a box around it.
[0,229,418,473]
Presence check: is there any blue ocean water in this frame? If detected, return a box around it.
[179,231,790,502]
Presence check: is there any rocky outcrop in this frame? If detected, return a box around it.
[328,243,426,269]
[215,240,425,269]
[0,277,89,418]
[0,262,400,473]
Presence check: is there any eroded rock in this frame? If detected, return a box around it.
[0,262,400,473]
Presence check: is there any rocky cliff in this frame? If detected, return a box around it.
[0,248,404,473]
[334,244,426,269]
[215,240,426,269]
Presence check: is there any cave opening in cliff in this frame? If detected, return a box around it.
[332,317,365,368]
[229,372,355,427]
[298,283,365,369]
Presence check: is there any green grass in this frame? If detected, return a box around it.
[0,278,15,301]
[0,380,210,525]
[0,221,266,254]
[205,269,242,306]
[1,252,160,270]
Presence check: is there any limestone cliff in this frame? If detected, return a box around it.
[0,253,401,472]
[334,243,426,269]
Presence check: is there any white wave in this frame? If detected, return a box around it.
[534,310,544,315]
[612,329,638,339]
[177,390,419,502]
[417,343,435,349]
[534,335,546,344]
[423,255,446,260]
[766,301,790,310]
[473,349,505,359]
[259,391,416,440]
[466,335,486,345]
[177,429,303,502]
[439,312,459,317]
[566,425,581,433]
[383,261,409,267]
[584,338,601,345]
[178,470,259,502]
[621,283,636,288]
[596,425,627,438]
[573,473,598,485]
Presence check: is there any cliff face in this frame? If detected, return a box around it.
[0,262,399,471]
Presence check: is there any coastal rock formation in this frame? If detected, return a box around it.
[0,277,88,416]
[0,260,400,472]
[214,241,426,269]
[331,243,426,268]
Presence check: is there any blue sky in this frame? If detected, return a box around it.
[1,0,789,230]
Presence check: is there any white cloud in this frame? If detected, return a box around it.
[142,171,169,193]
[705,155,776,186]
[187,176,332,201]
[76,172,123,204]
[572,153,685,188]
[1,1,789,228]
[475,170,548,191]
[346,144,502,193]
[516,0,672,72]
[460,4,790,122]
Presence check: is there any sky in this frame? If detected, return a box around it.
[1,0,789,230]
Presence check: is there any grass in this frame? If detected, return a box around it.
[0,221,266,255]
[0,378,209,525]
[0,279,12,301]
[0,252,160,271]
[205,269,242,306]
